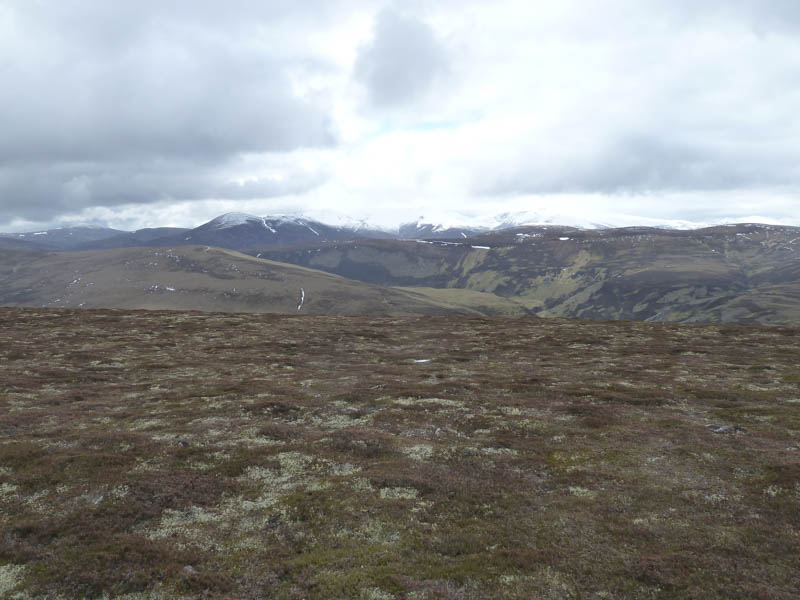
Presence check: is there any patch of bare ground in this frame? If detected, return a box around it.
[1,308,799,599]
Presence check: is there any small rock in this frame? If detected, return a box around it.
[176,440,190,447]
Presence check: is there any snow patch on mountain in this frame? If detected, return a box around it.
[208,212,262,229]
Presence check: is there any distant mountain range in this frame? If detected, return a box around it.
[0,210,731,253]
[2,213,800,324]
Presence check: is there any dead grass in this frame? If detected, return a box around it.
[0,308,799,598]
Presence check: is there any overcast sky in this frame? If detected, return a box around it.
[1,0,799,231]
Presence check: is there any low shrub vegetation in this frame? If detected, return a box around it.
[1,308,798,598]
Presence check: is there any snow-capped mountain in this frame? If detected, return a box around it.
[162,212,392,250]
[0,210,744,254]
[398,210,610,239]
[400,210,722,235]
[398,219,489,240]
[491,211,615,230]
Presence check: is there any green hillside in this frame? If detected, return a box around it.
[254,224,800,325]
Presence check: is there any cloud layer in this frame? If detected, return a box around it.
[1,0,799,230]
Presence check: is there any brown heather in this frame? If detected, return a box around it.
[0,308,799,599]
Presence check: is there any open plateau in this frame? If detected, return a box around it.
[1,215,799,599]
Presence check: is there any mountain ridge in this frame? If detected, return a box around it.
[3,217,800,325]
[3,209,769,252]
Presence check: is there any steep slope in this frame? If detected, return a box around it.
[253,224,800,325]
[0,245,484,316]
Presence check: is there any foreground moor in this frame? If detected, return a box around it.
[1,308,799,599]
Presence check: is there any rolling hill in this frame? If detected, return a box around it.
[0,246,495,316]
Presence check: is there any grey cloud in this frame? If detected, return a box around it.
[355,9,448,107]
[663,0,800,33]
[0,159,327,224]
[480,134,800,197]
[0,4,336,164]
[0,1,338,225]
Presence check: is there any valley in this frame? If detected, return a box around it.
[256,223,800,325]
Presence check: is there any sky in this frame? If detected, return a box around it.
[1,0,799,232]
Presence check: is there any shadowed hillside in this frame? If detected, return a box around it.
[254,223,800,325]
[1,308,798,598]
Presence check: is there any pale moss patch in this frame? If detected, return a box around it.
[481,447,518,456]
[0,482,19,497]
[218,436,282,447]
[632,514,661,527]
[148,506,220,544]
[499,573,537,586]
[40,439,79,450]
[569,486,596,499]
[394,397,465,409]
[380,487,418,500]
[191,416,229,428]
[0,564,25,596]
[682,489,738,504]
[129,418,166,431]
[150,432,179,442]
[111,485,130,499]
[550,451,589,472]
[354,518,401,545]
[351,477,376,493]
[311,413,373,430]
[402,444,433,461]
[24,488,50,509]
[132,456,167,472]
[361,587,395,600]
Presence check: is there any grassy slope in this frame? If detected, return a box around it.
[0,246,482,317]
[1,308,799,598]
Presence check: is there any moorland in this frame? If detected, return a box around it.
[1,308,799,599]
